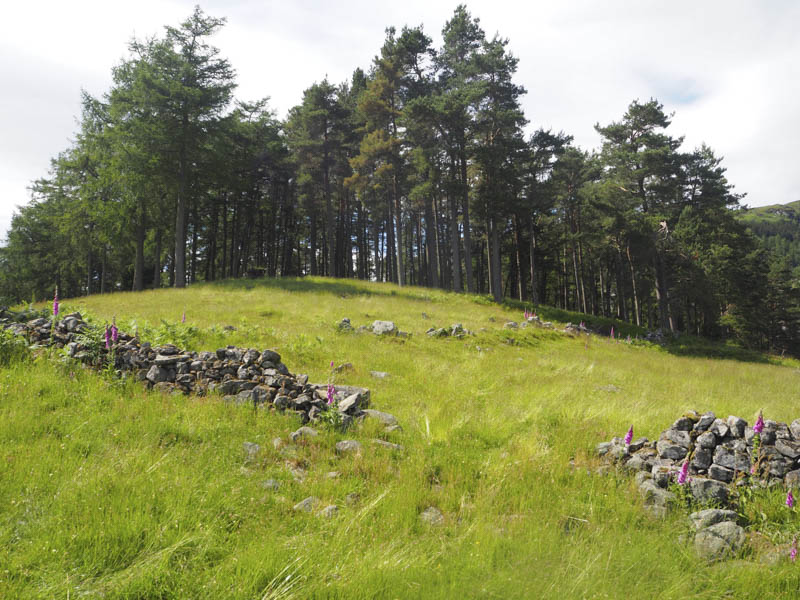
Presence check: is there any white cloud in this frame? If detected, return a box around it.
[1,0,798,240]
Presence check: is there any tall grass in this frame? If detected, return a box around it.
[1,277,799,598]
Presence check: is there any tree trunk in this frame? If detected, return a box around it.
[175,113,188,288]
[626,241,641,326]
[133,198,145,292]
[153,228,162,289]
[489,216,502,303]
[460,152,474,293]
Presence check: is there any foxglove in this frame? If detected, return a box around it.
[610,326,614,339]
[788,490,795,509]
[104,325,111,350]
[792,537,798,563]
[677,459,689,485]
[753,412,764,434]
[53,287,59,318]
[624,425,633,446]
[181,310,186,324]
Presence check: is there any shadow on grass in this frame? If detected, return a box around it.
[205,276,455,304]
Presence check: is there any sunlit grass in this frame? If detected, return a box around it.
[2,276,800,598]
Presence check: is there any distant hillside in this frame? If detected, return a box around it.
[739,200,800,267]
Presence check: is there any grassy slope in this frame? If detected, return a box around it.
[2,277,800,599]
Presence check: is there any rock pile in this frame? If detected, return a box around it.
[598,411,800,512]
[426,323,471,338]
[1,310,372,426]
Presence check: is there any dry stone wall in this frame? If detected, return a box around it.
[1,309,370,425]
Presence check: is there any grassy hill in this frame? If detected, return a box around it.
[2,277,800,598]
[739,200,800,267]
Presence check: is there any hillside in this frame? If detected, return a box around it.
[739,200,800,267]
[2,277,800,598]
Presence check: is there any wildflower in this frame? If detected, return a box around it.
[327,384,334,405]
[110,317,118,343]
[788,489,795,509]
[104,325,111,350]
[181,310,186,323]
[610,326,614,339]
[53,287,59,318]
[753,412,764,434]
[750,464,757,475]
[624,425,633,446]
[677,459,689,485]
[791,537,798,563]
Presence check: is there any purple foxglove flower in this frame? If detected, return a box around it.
[330,360,334,369]
[104,326,111,350]
[181,311,186,323]
[624,425,633,446]
[53,288,59,318]
[111,324,118,343]
[753,413,764,434]
[610,326,614,339]
[750,464,757,475]
[792,537,798,563]
[677,459,689,485]
[787,490,795,508]
[326,384,334,405]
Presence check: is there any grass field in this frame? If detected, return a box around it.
[2,277,800,598]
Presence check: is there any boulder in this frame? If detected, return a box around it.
[689,478,729,504]
[695,521,745,560]
[371,321,397,336]
[420,506,445,526]
[335,440,362,454]
[293,497,317,513]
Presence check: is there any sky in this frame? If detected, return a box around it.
[1,0,798,243]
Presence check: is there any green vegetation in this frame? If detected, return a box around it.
[2,278,800,598]
[3,6,800,359]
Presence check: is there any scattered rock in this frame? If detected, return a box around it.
[694,521,745,560]
[243,442,261,463]
[261,479,281,491]
[370,371,390,379]
[290,426,319,442]
[337,318,353,332]
[371,320,398,336]
[335,440,362,454]
[320,505,339,518]
[420,506,445,526]
[371,439,404,451]
[293,497,317,513]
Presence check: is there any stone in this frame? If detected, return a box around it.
[335,440,362,454]
[689,478,729,504]
[662,429,691,448]
[420,506,445,526]
[260,349,281,364]
[713,446,735,470]
[785,469,800,487]
[146,365,168,383]
[274,395,290,411]
[694,412,716,432]
[727,416,747,438]
[694,521,745,560]
[628,437,648,453]
[696,431,717,450]
[689,509,739,530]
[370,371,390,379]
[338,393,361,414]
[290,426,318,442]
[261,479,280,491]
[360,409,399,428]
[337,318,353,332]
[624,455,649,472]
[287,464,306,482]
[293,497,317,513]
[154,354,181,366]
[790,419,800,441]
[708,464,734,483]
[371,320,397,336]
[345,493,360,505]
[320,505,339,518]
[639,480,676,507]
[710,419,729,438]
[326,471,341,479]
[635,471,652,486]
[672,417,694,431]
[596,442,613,456]
[243,441,261,463]
[776,439,800,459]
[691,447,713,471]
[371,439,404,451]
[503,321,519,329]
[657,440,688,461]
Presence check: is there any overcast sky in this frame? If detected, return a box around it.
[2,0,798,243]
